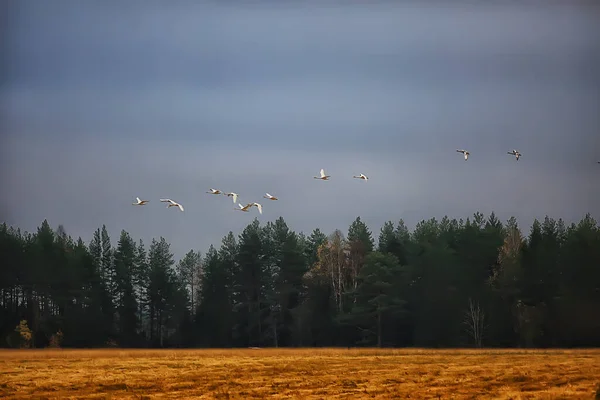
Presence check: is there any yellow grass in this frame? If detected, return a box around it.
[1,348,599,399]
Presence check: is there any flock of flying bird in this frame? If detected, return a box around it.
[131,148,598,213]
[131,168,369,213]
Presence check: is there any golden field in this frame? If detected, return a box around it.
[1,348,599,399]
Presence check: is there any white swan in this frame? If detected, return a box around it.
[507,149,522,161]
[207,188,223,195]
[353,173,368,181]
[456,149,470,161]
[224,192,239,203]
[252,202,263,214]
[159,198,184,212]
[236,203,253,212]
[263,193,278,200]
[132,197,149,206]
[314,168,330,180]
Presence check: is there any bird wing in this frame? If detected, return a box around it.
[233,194,238,203]
[456,149,464,153]
[177,204,184,212]
[160,198,173,203]
[265,193,271,197]
[136,197,141,202]
[320,168,325,177]
[255,203,263,214]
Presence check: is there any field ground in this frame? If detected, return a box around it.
[1,348,599,399]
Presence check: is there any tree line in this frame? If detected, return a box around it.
[1,212,599,348]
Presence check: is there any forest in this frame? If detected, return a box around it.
[1,212,599,349]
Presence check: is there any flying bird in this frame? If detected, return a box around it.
[507,149,522,160]
[132,197,149,206]
[235,203,254,212]
[314,168,331,180]
[263,193,278,200]
[224,192,239,203]
[353,173,368,180]
[207,188,223,195]
[456,149,470,161]
[252,202,263,214]
[159,198,184,212]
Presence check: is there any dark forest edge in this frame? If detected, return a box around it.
[1,212,599,349]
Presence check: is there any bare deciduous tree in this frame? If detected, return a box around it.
[176,250,202,313]
[308,230,349,312]
[463,298,486,348]
[488,222,523,292]
[346,239,366,299]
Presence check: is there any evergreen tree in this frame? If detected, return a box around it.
[343,251,406,347]
[267,217,307,347]
[147,237,175,346]
[304,228,326,269]
[234,219,269,347]
[113,230,138,346]
[195,245,233,347]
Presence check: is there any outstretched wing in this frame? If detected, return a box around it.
[320,168,325,178]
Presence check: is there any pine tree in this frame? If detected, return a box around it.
[195,245,233,347]
[235,219,268,346]
[343,252,406,347]
[113,230,138,346]
[147,237,175,346]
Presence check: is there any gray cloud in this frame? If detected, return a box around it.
[2,2,599,258]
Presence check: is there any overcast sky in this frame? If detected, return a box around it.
[1,1,599,259]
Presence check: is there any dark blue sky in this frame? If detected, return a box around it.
[2,1,599,258]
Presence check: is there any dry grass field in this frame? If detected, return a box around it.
[1,348,599,399]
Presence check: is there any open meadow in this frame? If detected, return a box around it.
[1,348,599,399]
